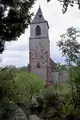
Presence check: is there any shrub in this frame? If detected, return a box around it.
[0,67,44,118]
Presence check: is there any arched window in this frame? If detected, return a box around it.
[37,62,40,68]
[36,25,41,36]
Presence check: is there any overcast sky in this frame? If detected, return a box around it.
[0,0,80,67]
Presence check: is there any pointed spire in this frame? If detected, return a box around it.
[32,7,46,23]
[39,5,40,8]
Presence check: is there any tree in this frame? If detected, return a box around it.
[0,67,18,119]
[0,67,44,119]
[47,0,80,13]
[57,27,80,66]
[0,0,36,53]
[57,27,80,109]
[56,63,67,71]
[13,70,44,118]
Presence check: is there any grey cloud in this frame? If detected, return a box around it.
[0,49,29,67]
[0,58,28,67]
[1,52,29,67]
[2,50,29,59]
[6,43,29,51]
[5,40,29,51]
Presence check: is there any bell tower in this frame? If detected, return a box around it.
[29,7,52,82]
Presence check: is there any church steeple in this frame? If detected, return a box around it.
[31,7,49,28]
[29,6,51,82]
[32,6,45,23]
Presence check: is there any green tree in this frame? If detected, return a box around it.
[0,67,44,119]
[70,66,80,109]
[12,70,44,117]
[56,63,67,71]
[57,27,80,109]
[0,67,17,119]
[0,67,16,101]
[57,27,80,66]
[0,0,36,53]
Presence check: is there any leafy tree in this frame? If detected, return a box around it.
[47,0,80,13]
[0,0,36,53]
[57,27,80,110]
[0,67,18,119]
[0,67,16,101]
[56,63,67,71]
[70,66,80,109]
[0,67,44,118]
[12,70,44,117]
[57,27,80,66]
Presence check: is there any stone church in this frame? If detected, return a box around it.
[28,7,68,84]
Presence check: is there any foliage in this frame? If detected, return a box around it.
[0,0,36,41]
[33,73,80,120]
[14,71,44,104]
[69,66,80,109]
[54,81,70,95]
[0,67,44,119]
[42,87,59,107]
[0,67,16,101]
[0,101,18,119]
[60,100,74,116]
[1,66,80,119]
[57,27,80,65]
[47,0,80,13]
[56,63,67,71]
[0,66,44,102]
[0,0,36,53]
[0,40,4,53]
[0,67,18,119]
[14,71,44,117]
[34,86,62,120]
[53,79,80,119]
[57,27,80,118]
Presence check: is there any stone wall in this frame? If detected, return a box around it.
[29,37,51,81]
[30,22,49,39]
[52,71,59,83]
[32,68,47,81]
[58,71,68,82]
[29,12,51,82]
[52,71,68,83]
[29,38,50,69]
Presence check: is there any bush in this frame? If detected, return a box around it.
[0,67,45,118]
[42,87,59,107]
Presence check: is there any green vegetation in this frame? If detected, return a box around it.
[0,67,44,119]
[0,0,36,53]
[0,65,80,120]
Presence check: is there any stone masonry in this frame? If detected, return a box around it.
[29,7,52,83]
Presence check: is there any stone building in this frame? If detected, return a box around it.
[29,7,68,84]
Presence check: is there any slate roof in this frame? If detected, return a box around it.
[50,58,58,72]
[31,7,49,28]
[32,7,45,23]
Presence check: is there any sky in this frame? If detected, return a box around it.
[0,0,80,67]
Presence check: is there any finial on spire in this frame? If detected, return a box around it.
[39,0,41,8]
[31,5,49,27]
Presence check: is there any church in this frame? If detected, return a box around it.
[28,7,68,84]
